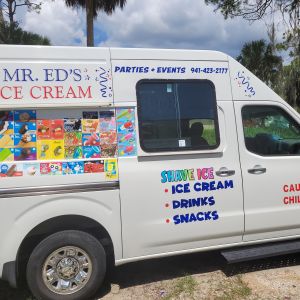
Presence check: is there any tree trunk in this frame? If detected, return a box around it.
[86,0,94,47]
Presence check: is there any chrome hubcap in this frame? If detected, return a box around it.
[42,246,92,295]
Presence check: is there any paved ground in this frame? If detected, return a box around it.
[1,251,300,299]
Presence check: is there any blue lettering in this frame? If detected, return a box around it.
[73,69,82,81]
[194,182,201,191]
[172,200,181,209]
[224,180,234,189]
[173,215,181,225]
[210,181,216,191]
[196,212,204,221]
[161,170,167,183]
[3,68,33,82]
[212,211,219,220]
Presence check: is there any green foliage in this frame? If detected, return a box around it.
[275,57,300,108]
[237,39,282,88]
[65,0,127,18]
[205,0,298,21]
[64,0,127,46]
[0,21,50,45]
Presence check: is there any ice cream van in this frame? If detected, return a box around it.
[0,45,300,300]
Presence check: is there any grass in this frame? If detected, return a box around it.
[163,275,197,300]
[215,275,252,300]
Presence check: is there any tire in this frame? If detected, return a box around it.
[26,230,106,300]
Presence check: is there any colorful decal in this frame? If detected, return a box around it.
[0,107,134,179]
[0,134,14,147]
[234,71,256,97]
[51,140,65,159]
[40,163,51,175]
[14,133,36,148]
[0,148,14,161]
[100,144,117,158]
[14,121,36,134]
[99,110,116,132]
[14,110,36,122]
[0,163,22,177]
[82,119,99,133]
[104,159,118,180]
[64,119,82,132]
[100,132,117,144]
[64,132,82,146]
[96,67,112,98]
[116,108,137,156]
[37,140,52,160]
[51,120,64,139]
[83,146,101,159]
[62,161,84,175]
[0,111,13,121]
[0,121,13,135]
[23,162,40,176]
[161,167,234,225]
[14,147,36,161]
[82,133,100,146]
[84,160,104,173]
[0,163,23,177]
[64,146,82,159]
[37,120,51,139]
[48,162,62,175]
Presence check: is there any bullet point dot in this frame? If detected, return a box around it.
[164,189,168,193]
[165,203,169,208]
[166,219,170,223]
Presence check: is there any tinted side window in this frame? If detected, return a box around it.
[242,105,300,156]
[137,80,219,152]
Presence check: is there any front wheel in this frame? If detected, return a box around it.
[26,230,106,300]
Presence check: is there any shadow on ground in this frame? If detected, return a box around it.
[1,251,299,300]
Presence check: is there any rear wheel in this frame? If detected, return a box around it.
[26,230,106,300]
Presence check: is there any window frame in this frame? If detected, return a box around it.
[136,79,220,153]
[241,104,300,157]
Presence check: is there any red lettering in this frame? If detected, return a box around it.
[44,86,54,99]
[283,185,289,192]
[14,86,23,99]
[66,86,77,98]
[56,86,64,98]
[78,86,92,98]
[30,86,41,99]
[0,86,12,99]
[283,197,289,204]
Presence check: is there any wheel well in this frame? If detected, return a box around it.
[17,215,114,285]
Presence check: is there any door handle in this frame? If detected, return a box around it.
[248,165,266,174]
[216,167,235,177]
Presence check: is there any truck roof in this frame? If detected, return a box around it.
[0,45,229,61]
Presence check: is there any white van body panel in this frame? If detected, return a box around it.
[228,57,283,102]
[0,189,122,274]
[0,45,113,108]
[234,100,300,240]
[119,101,244,258]
[112,59,232,103]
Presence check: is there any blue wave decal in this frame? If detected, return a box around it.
[235,71,256,97]
[98,67,108,98]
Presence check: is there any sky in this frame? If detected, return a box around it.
[14,0,271,58]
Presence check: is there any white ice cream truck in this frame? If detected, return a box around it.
[0,45,300,300]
